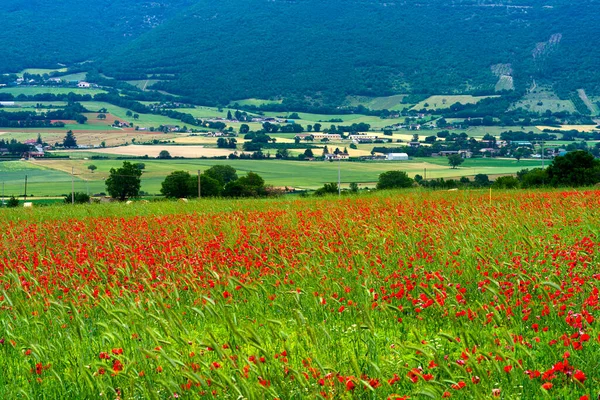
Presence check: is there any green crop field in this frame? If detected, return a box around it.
[17,68,68,76]
[55,72,88,81]
[412,95,499,110]
[510,87,576,114]
[81,101,189,128]
[0,157,544,197]
[0,86,106,96]
[125,79,162,91]
[346,95,409,110]
[228,98,283,107]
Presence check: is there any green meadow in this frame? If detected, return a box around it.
[0,158,544,197]
[0,86,106,96]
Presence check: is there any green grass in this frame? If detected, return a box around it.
[82,101,189,128]
[17,68,68,77]
[125,79,162,91]
[56,72,88,81]
[412,95,499,110]
[0,86,106,96]
[510,86,576,113]
[0,190,597,398]
[0,157,545,196]
[346,94,409,110]
[228,98,283,107]
[0,161,80,197]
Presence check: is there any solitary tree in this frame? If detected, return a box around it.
[97,113,107,120]
[448,154,464,169]
[377,171,413,190]
[87,164,97,173]
[126,110,133,117]
[239,124,250,134]
[158,150,172,159]
[63,130,77,148]
[513,147,532,162]
[133,114,139,120]
[6,196,19,208]
[105,161,143,201]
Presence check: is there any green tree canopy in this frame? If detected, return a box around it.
[105,161,143,201]
[158,150,172,159]
[63,130,77,148]
[160,170,196,199]
[447,154,464,169]
[376,171,413,190]
[546,150,600,187]
[204,165,238,187]
[223,172,266,197]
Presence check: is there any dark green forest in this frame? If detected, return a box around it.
[0,0,194,72]
[1,0,599,104]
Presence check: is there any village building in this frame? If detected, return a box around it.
[386,153,409,161]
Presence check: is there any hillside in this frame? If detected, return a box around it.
[0,0,194,73]
[1,0,599,105]
[100,0,600,104]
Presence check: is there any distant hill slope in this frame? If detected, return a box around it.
[100,0,600,104]
[0,0,194,73]
[2,0,599,104]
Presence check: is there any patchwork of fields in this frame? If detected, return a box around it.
[0,158,544,197]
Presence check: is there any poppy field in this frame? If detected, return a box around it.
[0,190,599,399]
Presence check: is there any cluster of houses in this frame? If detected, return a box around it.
[7,76,96,88]
[294,133,385,144]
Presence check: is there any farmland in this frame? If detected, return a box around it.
[0,190,599,398]
[0,158,545,197]
[0,86,106,96]
[510,87,576,114]
[411,95,499,111]
[346,95,409,110]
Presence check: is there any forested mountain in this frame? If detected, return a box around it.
[0,0,194,73]
[2,0,599,104]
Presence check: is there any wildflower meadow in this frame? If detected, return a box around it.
[0,190,599,399]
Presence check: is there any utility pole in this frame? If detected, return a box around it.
[424,168,427,181]
[71,167,75,205]
[1,181,4,207]
[24,175,28,202]
[541,141,545,169]
[338,157,341,196]
[197,170,202,198]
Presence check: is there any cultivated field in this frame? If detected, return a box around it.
[0,158,545,197]
[536,125,599,133]
[59,145,234,158]
[412,95,499,110]
[510,87,576,114]
[346,95,409,110]
[0,86,106,96]
[228,98,283,107]
[18,68,68,76]
[0,190,598,398]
